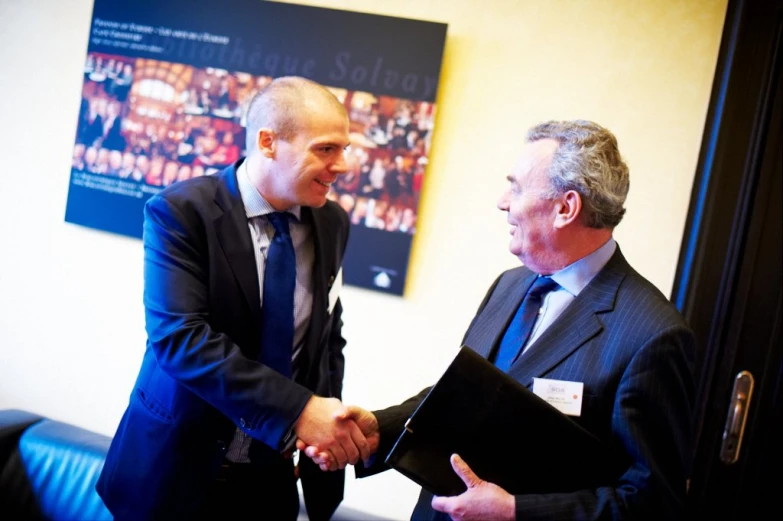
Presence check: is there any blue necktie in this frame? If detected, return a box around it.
[259,212,295,378]
[493,276,560,372]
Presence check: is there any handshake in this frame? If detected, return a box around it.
[292,395,379,471]
[290,396,518,521]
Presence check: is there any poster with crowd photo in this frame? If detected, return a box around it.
[64,0,447,296]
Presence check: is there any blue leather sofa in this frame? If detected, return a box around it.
[0,409,112,520]
[0,409,393,521]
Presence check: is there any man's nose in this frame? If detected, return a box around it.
[332,153,349,174]
[497,191,510,211]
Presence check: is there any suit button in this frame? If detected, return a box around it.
[216,440,226,451]
[240,418,247,428]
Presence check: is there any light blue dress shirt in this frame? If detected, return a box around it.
[522,238,617,354]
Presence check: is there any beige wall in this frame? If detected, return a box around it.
[0,0,726,518]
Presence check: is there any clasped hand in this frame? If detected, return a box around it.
[295,401,379,470]
[293,397,379,469]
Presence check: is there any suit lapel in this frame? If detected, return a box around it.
[307,205,332,321]
[213,162,261,321]
[466,270,538,360]
[507,249,630,387]
[296,205,333,381]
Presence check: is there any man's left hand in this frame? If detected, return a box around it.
[431,454,515,521]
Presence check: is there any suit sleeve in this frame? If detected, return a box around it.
[143,194,313,451]
[513,326,695,521]
[353,387,432,478]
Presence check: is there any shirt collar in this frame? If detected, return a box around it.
[236,159,301,221]
[550,238,616,297]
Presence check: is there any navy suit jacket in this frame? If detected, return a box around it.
[96,161,350,520]
[360,248,695,521]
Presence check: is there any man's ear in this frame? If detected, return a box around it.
[553,190,582,229]
[256,128,276,158]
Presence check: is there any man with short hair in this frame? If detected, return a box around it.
[118,151,136,179]
[145,157,164,186]
[305,120,695,521]
[97,76,371,521]
[132,154,150,182]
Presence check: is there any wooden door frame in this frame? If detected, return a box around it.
[670,0,783,514]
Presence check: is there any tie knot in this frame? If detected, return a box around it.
[527,276,559,299]
[267,212,290,236]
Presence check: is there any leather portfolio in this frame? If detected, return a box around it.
[385,346,613,496]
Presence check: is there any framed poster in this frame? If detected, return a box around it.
[64,0,447,295]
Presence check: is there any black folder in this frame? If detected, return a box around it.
[384,346,614,497]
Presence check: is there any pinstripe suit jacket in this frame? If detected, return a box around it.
[361,247,695,521]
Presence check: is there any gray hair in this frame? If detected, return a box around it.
[527,120,629,229]
[244,76,347,152]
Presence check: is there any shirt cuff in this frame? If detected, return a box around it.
[280,426,297,453]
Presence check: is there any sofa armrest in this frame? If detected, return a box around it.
[1,417,113,521]
[0,409,44,466]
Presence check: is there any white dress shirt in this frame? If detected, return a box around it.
[226,160,315,462]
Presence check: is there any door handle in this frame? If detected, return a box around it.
[719,371,754,464]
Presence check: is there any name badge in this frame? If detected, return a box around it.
[328,268,342,315]
[532,377,584,417]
